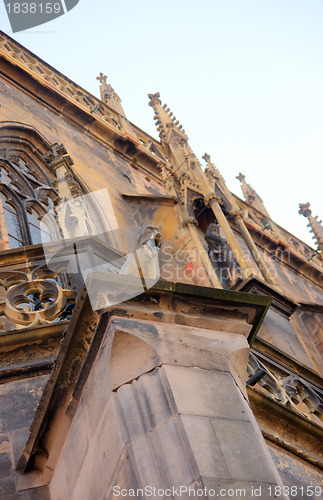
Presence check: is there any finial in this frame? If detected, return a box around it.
[202,153,211,164]
[236,172,246,183]
[298,202,312,218]
[96,72,128,119]
[236,173,270,217]
[96,72,107,85]
[148,92,161,107]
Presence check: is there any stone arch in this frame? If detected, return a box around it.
[109,329,160,390]
[0,122,60,248]
[0,122,54,184]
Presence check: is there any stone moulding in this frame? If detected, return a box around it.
[248,387,323,469]
[248,351,323,427]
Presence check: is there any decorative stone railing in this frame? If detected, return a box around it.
[0,261,77,332]
[0,32,165,163]
[248,350,323,427]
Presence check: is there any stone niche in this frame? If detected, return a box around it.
[17,280,285,500]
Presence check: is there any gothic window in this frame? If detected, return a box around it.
[26,207,44,244]
[0,193,24,248]
[0,123,59,249]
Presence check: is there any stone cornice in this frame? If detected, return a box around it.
[0,320,68,352]
[0,31,165,173]
[248,387,323,469]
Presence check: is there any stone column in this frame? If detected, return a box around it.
[48,286,285,500]
[232,211,279,286]
[205,193,255,280]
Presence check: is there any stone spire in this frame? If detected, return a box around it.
[148,92,188,142]
[148,92,279,287]
[97,73,138,145]
[96,72,126,117]
[236,173,270,218]
[148,92,203,187]
[299,203,323,252]
[203,153,234,208]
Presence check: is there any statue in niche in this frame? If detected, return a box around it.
[58,198,95,240]
[205,222,241,288]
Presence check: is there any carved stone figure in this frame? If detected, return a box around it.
[120,225,162,281]
[58,198,95,240]
[205,222,240,287]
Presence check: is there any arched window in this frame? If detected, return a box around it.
[0,123,59,249]
[26,205,52,244]
[0,193,24,248]
[26,207,43,244]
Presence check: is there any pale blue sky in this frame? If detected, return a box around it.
[1,0,322,247]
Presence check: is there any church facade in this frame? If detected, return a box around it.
[0,31,322,500]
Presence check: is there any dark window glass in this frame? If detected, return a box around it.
[27,208,52,244]
[1,194,24,248]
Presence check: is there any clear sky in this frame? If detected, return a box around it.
[1,0,322,248]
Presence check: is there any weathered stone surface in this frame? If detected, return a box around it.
[0,477,16,499]
[0,434,15,498]
[135,368,176,428]
[0,376,49,433]
[0,435,12,476]
[104,447,141,500]
[110,331,161,389]
[149,416,198,488]
[117,384,146,439]
[209,419,279,483]
[116,368,176,439]
[163,365,249,420]
[180,415,229,479]
[106,318,249,374]
[49,408,90,500]
[68,399,124,500]
[267,440,323,499]
[78,341,113,440]
[11,428,30,467]
[10,486,51,500]
[127,433,163,491]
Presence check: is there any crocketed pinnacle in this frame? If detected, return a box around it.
[203,153,236,208]
[236,172,270,218]
[148,92,188,143]
[97,72,126,117]
[299,203,323,252]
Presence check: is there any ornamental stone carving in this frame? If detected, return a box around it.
[248,352,323,425]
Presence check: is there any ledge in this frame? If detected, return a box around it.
[0,321,68,351]
[122,193,179,204]
[248,387,323,468]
